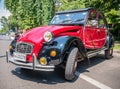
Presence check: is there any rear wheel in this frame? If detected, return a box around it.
[105,47,113,59]
[65,47,78,80]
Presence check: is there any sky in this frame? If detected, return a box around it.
[0,0,11,29]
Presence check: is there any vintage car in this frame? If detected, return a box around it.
[6,8,114,80]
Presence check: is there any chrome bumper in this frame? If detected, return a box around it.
[6,51,55,71]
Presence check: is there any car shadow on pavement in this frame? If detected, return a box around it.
[11,66,69,84]
[11,54,106,84]
[77,54,106,73]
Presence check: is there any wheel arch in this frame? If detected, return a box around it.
[49,36,87,61]
[105,32,114,49]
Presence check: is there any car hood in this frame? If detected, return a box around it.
[18,25,82,44]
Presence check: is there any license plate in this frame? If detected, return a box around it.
[14,52,26,62]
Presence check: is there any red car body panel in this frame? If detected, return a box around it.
[84,26,106,49]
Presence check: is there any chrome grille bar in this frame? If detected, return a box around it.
[16,42,33,54]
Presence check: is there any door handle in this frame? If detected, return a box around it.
[97,29,100,34]
[97,29,100,32]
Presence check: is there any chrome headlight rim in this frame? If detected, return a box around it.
[44,31,53,42]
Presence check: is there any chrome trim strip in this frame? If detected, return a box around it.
[32,53,36,70]
[16,42,34,54]
[6,51,55,71]
[87,47,108,58]
[6,50,9,63]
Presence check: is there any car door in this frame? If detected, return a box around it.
[98,13,107,47]
[84,10,100,49]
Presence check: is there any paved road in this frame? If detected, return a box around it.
[0,35,11,40]
[0,40,120,89]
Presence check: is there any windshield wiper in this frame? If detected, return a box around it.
[60,19,72,23]
[73,18,84,22]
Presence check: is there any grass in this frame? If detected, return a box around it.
[114,44,120,51]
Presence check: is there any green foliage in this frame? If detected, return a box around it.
[0,16,10,32]
[0,16,19,32]
[105,9,120,24]
[4,0,55,30]
[84,0,120,12]
[114,44,120,50]
[0,28,6,33]
[56,0,85,11]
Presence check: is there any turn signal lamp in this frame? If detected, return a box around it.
[39,57,47,65]
[50,50,56,57]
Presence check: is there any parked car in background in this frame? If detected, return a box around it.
[6,8,114,80]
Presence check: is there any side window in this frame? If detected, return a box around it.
[87,11,98,27]
[98,14,106,28]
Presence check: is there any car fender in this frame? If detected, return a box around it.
[106,32,114,49]
[40,36,87,61]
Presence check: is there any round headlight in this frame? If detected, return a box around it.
[44,31,53,42]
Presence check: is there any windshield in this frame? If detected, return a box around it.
[50,11,88,25]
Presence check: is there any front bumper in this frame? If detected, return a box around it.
[6,51,55,71]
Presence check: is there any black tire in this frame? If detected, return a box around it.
[10,50,14,56]
[21,68,30,71]
[105,47,113,59]
[65,47,78,80]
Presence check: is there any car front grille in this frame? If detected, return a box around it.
[16,42,33,54]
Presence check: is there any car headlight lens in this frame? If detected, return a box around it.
[44,31,53,42]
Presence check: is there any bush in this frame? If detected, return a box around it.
[109,23,120,41]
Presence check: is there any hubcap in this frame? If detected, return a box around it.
[72,59,77,75]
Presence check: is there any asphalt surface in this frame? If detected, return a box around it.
[0,38,120,89]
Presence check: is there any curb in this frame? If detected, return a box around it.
[114,50,120,54]
[0,39,11,41]
[0,55,6,58]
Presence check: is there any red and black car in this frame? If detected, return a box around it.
[6,8,114,80]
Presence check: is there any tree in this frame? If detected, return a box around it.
[8,16,19,31]
[0,16,10,32]
[0,16,19,32]
[55,0,85,11]
[4,0,55,30]
[84,0,120,12]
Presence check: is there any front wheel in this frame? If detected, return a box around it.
[65,47,78,80]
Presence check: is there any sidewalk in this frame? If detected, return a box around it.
[114,41,120,53]
[114,50,120,53]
